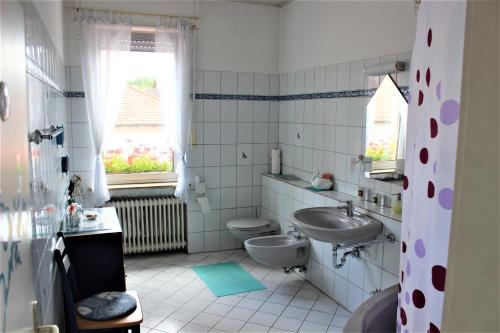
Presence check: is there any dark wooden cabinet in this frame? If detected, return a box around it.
[62,207,126,300]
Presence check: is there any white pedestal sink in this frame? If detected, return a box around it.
[291,206,383,245]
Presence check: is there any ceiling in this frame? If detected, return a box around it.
[227,0,293,8]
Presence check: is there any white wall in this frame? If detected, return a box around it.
[279,0,417,73]
[33,0,65,58]
[64,0,280,73]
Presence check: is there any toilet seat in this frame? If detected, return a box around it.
[226,218,270,230]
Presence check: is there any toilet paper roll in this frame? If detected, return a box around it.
[271,149,281,175]
[197,197,211,214]
[195,182,206,194]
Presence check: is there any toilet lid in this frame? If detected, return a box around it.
[226,218,270,230]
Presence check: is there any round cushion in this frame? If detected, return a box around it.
[226,218,270,230]
[76,291,137,321]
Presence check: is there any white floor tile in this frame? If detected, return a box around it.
[142,312,165,328]
[282,306,309,321]
[204,303,233,316]
[180,323,211,333]
[183,298,212,312]
[268,293,293,305]
[326,325,343,333]
[305,310,334,326]
[237,298,264,310]
[215,295,242,306]
[170,308,200,322]
[259,301,287,316]
[299,321,329,333]
[246,290,273,301]
[155,318,188,333]
[240,322,271,333]
[126,251,353,333]
[289,297,315,310]
[214,317,246,332]
[249,311,279,327]
[312,299,339,314]
[225,306,255,321]
[273,316,303,333]
[334,307,350,317]
[330,314,349,328]
[191,312,223,328]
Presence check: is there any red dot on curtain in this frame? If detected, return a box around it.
[427,181,435,198]
[412,289,426,308]
[432,265,447,292]
[418,91,424,106]
[426,68,431,87]
[429,323,440,333]
[427,29,432,47]
[400,307,407,325]
[402,241,407,253]
[403,176,409,190]
[430,118,438,138]
[416,70,420,82]
[420,148,429,164]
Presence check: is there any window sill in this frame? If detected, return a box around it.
[107,182,177,190]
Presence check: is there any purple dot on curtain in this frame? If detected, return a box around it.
[438,188,454,210]
[406,260,411,276]
[436,81,442,101]
[440,100,460,124]
[404,291,410,304]
[404,329,410,333]
[415,239,426,258]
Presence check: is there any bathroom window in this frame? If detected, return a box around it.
[103,30,177,186]
[364,75,407,178]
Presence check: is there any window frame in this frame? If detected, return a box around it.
[105,27,177,187]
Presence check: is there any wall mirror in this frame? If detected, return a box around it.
[364,74,407,180]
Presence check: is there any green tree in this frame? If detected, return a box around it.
[127,76,156,90]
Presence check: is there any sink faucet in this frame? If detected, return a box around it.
[337,200,354,217]
[287,226,302,239]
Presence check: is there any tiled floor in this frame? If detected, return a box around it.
[125,250,351,333]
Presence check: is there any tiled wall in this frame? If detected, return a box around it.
[277,52,411,207]
[64,66,96,208]
[65,68,280,253]
[25,3,67,328]
[261,175,401,312]
[185,71,280,253]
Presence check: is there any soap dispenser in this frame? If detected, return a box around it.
[392,193,402,214]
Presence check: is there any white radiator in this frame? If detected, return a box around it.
[110,197,186,254]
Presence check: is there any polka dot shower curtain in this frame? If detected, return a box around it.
[398,1,466,332]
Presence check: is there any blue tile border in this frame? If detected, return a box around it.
[64,87,409,101]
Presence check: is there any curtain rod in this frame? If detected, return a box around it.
[67,6,199,21]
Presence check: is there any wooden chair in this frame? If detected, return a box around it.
[54,232,142,333]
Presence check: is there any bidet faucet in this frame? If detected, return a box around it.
[287,226,302,239]
[337,200,354,217]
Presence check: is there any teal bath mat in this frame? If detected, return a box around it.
[192,261,266,296]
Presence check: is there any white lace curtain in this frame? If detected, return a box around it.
[75,9,195,205]
[75,9,132,206]
[156,18,195,200]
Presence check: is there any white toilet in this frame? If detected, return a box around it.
[226,218,280,242]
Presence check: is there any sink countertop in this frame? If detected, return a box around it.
[263,174,402,222]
